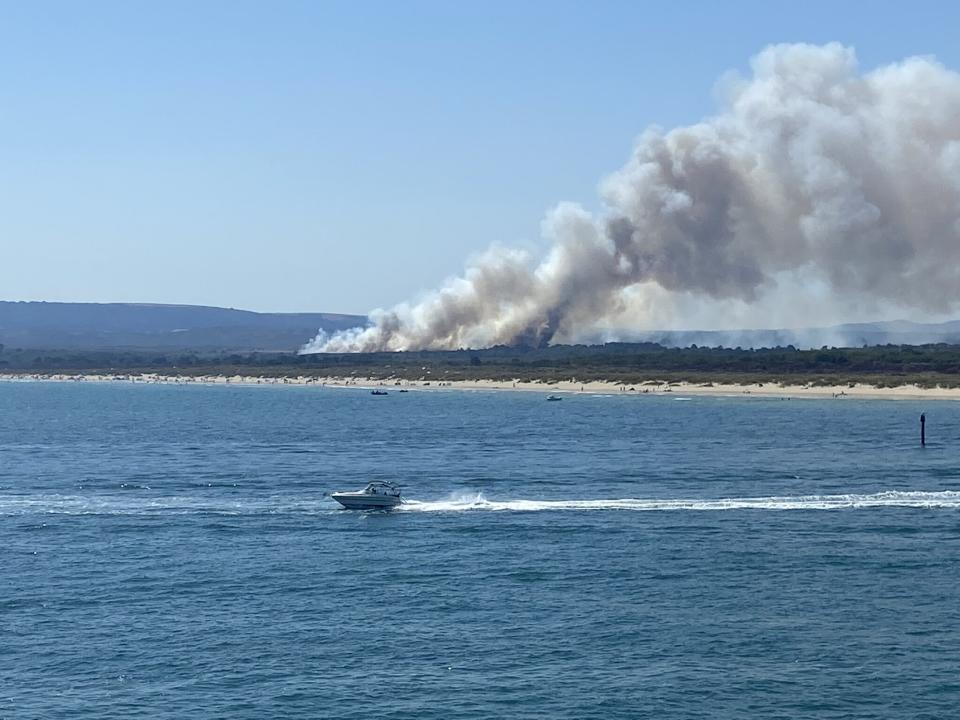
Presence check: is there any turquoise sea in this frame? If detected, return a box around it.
[2,381,959,718]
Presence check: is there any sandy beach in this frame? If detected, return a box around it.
[1,372,957,400]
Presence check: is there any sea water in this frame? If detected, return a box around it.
[2,382,959,718]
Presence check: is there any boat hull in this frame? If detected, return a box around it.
[331,493,402,510]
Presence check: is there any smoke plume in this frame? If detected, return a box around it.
[303,43,960,353]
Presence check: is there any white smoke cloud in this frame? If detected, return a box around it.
[303,43,960,353]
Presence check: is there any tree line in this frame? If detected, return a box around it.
[3,342,960,386]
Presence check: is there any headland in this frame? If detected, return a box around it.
[2,342,960,399]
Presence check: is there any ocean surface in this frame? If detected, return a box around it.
[2,381,960,719]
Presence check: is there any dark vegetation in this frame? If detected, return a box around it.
[3,342,960,387]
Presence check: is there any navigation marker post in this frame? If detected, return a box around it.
[921,412,926,447]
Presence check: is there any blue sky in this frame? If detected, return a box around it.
[1,0,957,314]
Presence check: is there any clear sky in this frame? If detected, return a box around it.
[1,0,958,314]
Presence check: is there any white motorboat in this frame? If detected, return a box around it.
[331,481,403,509]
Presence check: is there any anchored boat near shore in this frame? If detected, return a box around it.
[331,481,403,509]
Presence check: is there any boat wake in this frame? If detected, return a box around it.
[0,494,332,516]
[1,490,959,516]
[401,490,960,513]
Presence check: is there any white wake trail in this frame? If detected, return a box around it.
[2,490,959,516]
[0,494,332,516]
[401,491,960,513]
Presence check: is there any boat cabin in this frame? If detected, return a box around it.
[363,481,402,497]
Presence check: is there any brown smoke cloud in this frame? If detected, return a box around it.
[303,43,960,353]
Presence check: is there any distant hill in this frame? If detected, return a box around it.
[2,302,958,353]
[0,302,365,352]
[626,320,960,349]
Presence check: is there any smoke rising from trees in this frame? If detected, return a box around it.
[303,43,960,353]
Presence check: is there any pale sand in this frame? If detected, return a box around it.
[0,372,957,400]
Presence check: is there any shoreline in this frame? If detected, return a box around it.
[0,372,956,400]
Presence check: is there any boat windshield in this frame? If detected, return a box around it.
[363,483,400,496]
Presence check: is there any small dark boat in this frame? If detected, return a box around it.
[546,395,562,401]
[370,389,388,396]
